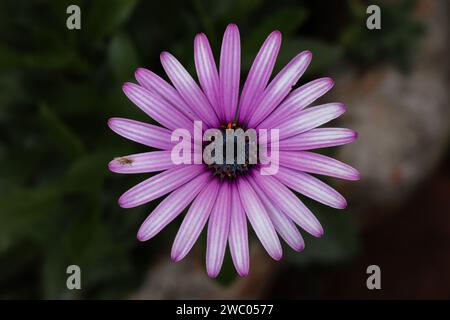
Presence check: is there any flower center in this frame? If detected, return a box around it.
[206,122,257,180]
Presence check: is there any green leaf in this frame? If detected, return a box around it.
[286,198,359,266]
[39,103,85,158]
[108,33,140,81]
[85,0,138,41]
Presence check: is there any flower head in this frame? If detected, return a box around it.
[108,24,359,277]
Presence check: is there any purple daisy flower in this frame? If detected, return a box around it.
[108,24,360,278]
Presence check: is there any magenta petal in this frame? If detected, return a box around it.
[279,128,357,151]
[122,82,193,131]
[108,150,178,174]
[279,151,361,181]
[206,181,231,278]
[247,50,312,128]
[250,179,304,251]
[219,24,241,123]
[258,77,334,129]
[276,166,347,209]
[108,117,173,150]
[135,68,197,121]
[171,179,220,262]
[118,165,205,208]
[160,51,220,127]
[237,176,282,260]
[237,31,281,124]
[194,33,221,117]
[228,182,249,276]
[251,171,323,237]
[278,103,346,140]
[137,171,211,241]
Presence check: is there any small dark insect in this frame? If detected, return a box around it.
[115,157,133,165]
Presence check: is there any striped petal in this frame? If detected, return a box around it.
[278,103,346,140]
[171,179,220,261]
[108,151,177,174]
[206,181,231,277]
[237,176,282,260]
[108,117,173,150]
[137,171,211,241]
[275,166,347,209]
[219,24,241,123]
[160,51,220,128]
[123,82,193,131]
[194,33,221,116]
[228,182,249,276]
[251,171,323,237]
[247,50,312,128]
[279,128,357,151]
[237,31,282,124]
[279,151,360,181]
[250,179,304,251]
[135,68,197,120]
[258,77,334,129]
[118,165,205,208]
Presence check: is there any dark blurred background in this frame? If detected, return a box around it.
[0,0,448,299]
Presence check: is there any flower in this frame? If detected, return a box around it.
[108,23,360,278]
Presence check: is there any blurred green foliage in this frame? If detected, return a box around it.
[0,0,422,298]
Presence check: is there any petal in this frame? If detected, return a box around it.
[206,181,231,277]
[219,24,241,123]
[135,68,197,121]
[247,50,312,128]
[137,171,211,241]
[275,166,347,209]
[118,165,205,208]
[237,176,282,260]
[108,117,173,150]
[251,171,323,237]
[160,51,220,127]
[237,31,282,124]
[279,128,357,151]
[258,77,334,129]
[122,83,193,131]
[171,179,220,261]
[278,103,346,140]
[194,33,221,116]
[108,150,178,174]
[228,182,249,277]
[279,151,361,181]
[250,179,304,251]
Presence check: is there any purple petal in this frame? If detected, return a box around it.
[206,181,231,278]
[247,50,312,128]
[279,151,361,181]
[275,166,347,209]
[237,176,282,260]
[194,33,221,117]
[108,150,178,174]
[171,179,220,262]
[228,182,249,277]
[118,165,205,208]
[258,77,334,129]
[278,103,346,140]
[219,24,241,123]
[250,179,304,251]
[122,82,193,131]
[279,128,357,151]
[237,31,282,125]
[137,171,211,241]
[160,51,220,128]
[108,117,173,150]
[251,171,323,237]
[135,68,197,121]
